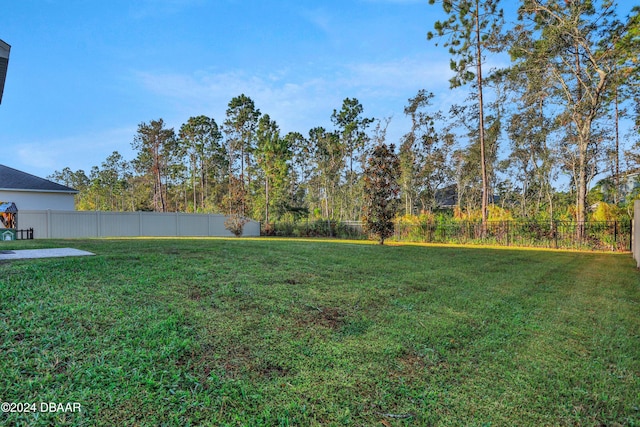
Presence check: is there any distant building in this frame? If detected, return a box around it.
[594,170,640,202]
[0,164,78,210]
[433,184,500,210]
[434,185,458,209]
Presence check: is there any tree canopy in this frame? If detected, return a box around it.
[50,1,639,228]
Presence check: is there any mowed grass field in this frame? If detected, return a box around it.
[0,238,638,426]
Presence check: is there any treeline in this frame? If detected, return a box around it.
[50,1,640,225]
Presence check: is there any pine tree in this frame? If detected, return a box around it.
[131,119,177,212]
[428,0,504,232]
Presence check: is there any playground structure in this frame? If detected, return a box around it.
[0,201,17,228]
[0,202,32,240]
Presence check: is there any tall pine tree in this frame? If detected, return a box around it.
[428,0,504,230]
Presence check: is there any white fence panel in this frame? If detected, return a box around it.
[18,211,49,239]
[51,211,98,238]
[177,213,210,236]
[17,210,260,239]
[100,212,142,237]
[140,212,177,236]
[209,214,233,237]
[241,218,260,237]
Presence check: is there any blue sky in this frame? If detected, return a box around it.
[1,0,462,178]
[1,1,634,182]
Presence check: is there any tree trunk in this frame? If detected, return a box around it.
[576,131,589,239]
[475,0,489,233]
[192,155,197,212]
[265,176,270,227]
[614,88,620,204]
[240,145,245,217]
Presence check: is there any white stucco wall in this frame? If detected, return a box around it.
[0,190,75,211]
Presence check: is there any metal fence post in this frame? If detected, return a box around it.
[506,221,510,246]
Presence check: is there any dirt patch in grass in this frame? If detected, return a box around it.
[175,344,220,384]
[297,306,346,330]
[283,272,317,285]
[187,287,208,301]
[222,345,253,377]
[258,361,290,379]
[396,350,450,376]
[176,342,256,384]
[51,357,70,375]
[176,342,292,386]
[398,352,427,371]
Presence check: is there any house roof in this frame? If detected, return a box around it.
[435,185,458,208]
[0,164,78,194]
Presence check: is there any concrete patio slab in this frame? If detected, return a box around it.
[0,248,95,260]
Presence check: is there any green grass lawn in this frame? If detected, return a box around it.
[1,238,639,426]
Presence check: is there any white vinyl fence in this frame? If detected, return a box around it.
[17,210,260,239]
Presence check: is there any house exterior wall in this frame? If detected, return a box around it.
[598,172,640,202]
[18,210,260,238]
[0,190,75,211]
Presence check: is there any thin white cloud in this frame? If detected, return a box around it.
[131,54,459,143]
[14,55,461,178]
[299,7,334,36]
[135,67,343,133]
[345,56,453,95]
[136,54,453,103]
[16,145,59,171]
[14,127,136,176]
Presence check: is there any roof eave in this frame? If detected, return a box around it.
[0,188,79,194]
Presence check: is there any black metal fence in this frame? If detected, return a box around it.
[265,220,631,251]
[15,228,34,240]
[394,220,632,251]
[263,220,365,240]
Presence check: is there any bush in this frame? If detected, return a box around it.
[224,214,249,237]
[591,202,622,222]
